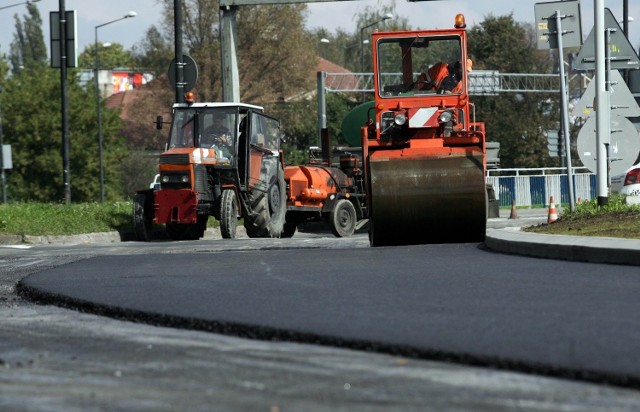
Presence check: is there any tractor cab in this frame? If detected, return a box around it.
[166,105,239,165]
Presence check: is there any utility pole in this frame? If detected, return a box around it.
[59,0,70,204]
[174,0,184,104]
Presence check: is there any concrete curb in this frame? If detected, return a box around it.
[0,226,250,245]
[485,228,640,266]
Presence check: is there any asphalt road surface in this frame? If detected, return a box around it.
[2,216,640,411]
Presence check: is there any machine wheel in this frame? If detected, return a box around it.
[244,164,287,238]
[219,189,238,239]
[166,215,207,241]
[329,199,357,237]
[281,219,298,238]
[133,192,153,241]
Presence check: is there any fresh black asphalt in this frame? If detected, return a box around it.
[18,243,640,388]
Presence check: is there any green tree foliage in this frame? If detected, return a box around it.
[268,93,358,165]
[1,66,128,202]
[311,3,410,73]
[468,15,558,168]
[0,5,129,202]
[9,3,47,72]
[77,42,135,70]
[356,3,410,73]
[131,25,174,75]
[157,0,317,103]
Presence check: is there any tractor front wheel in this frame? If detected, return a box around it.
[219,189,238,239]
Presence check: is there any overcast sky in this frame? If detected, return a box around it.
[0,0,638,62]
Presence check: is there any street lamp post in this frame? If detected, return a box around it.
[360,13,393,75]
[359,13,392,100]
[95,11,136,202]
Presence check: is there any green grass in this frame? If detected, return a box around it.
[0,202,223,237]
[0,202,135,236]
[524,195,640,239]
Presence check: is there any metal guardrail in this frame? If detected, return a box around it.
[487,167,594,207]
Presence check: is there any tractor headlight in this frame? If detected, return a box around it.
[159,172,191,188]
[439,111,453,123]
[394,113,407,126]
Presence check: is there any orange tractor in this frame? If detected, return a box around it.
[133,102,287,241]
[363,15,488,246]
[283,141,367,238]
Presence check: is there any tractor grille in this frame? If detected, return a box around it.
[194,164,207,195]
[160,153,190,165]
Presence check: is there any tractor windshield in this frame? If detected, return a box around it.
[168,108,198,148]
[168,107,239,165]
[376,35,463,98]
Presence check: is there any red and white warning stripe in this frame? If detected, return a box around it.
[408,107,439,128]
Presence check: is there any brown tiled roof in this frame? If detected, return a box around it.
[315,57,351,74]
[314,57,358,90]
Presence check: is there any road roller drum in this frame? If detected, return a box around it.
[368,149,487,246]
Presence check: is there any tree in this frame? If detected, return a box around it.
[0,6,130,202]
[157,0,317,103]
[77,42,135,70]
[9,3,47,73]
[1,65,128,202]
[131,25,174,76]
[468,15,558,168]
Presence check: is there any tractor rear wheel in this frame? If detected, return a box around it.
[329,199,357,237]
[219,189,238,239]
[244,164,287,238]
[133,192,153,241]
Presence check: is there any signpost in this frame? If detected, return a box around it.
[573,69,640,118]
[573,7,640,204]
[573,8,640,71]
[535,0,582,212]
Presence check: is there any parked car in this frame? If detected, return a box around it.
[611,162,640,204]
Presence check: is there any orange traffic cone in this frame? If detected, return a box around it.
[548,196,558,223]
[509,199,518,219]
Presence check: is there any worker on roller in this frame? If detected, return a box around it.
[414,61,449,91]
[439,58,472,94]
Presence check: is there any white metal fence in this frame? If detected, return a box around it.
[487,167,595,207]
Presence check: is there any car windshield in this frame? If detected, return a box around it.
[377,35,463,98]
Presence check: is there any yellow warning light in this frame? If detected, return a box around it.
[376,103,385,110]
[454,14,466,29]
[185,92,195,104]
